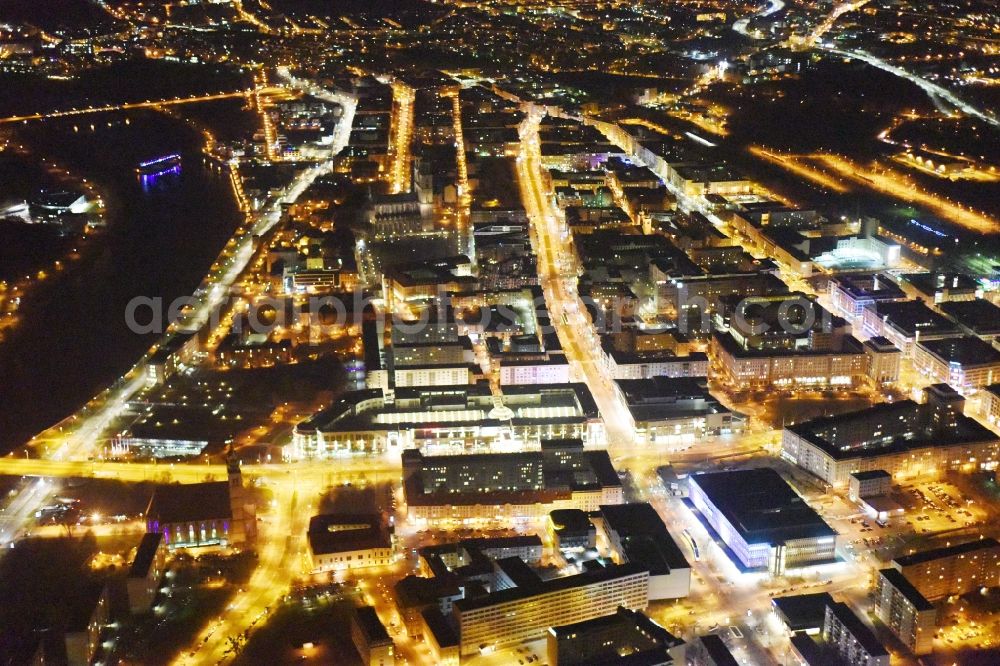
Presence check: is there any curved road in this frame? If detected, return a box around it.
[824,47,1000,129]
[733,0,785,37]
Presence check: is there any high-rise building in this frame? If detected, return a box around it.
[454,563,649,658]
[781,385,999,486]
[873,568,936,655]
[822,602,889,666]
[891,538,1000,601]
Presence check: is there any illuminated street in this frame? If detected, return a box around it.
[2,1,1000,664]
[516,108,635,445]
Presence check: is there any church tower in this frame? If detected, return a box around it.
[227,455,256,545]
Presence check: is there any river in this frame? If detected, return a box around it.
[0,110,242,453]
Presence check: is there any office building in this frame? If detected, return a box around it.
[307,513,396,572]
[687,468,837,575]
[598,503,691,600]
[614,376,744,445]
[873,568,936,655]
[292,383,604,458]
[402,441,624,525]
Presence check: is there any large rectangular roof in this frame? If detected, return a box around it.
[689,468,835,544]
[786,400,996,461]
[893,538,1000,567]
[600,503,689,574]
[146,481,232,525]
[307,513,391,555]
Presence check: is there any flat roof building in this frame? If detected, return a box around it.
[781,385,999,486]
[822,601,889,666]
[126,532,168,615]
[351,606,395,666]
[891,538,1000,601]
[863,336,902,387]
[418,535,544,579]
[307,513,395,573]
[829,273,906,320]
[685,634,738,666]
[861,299,961,357]
[848,470,891,502]
[688,468,836,575]
[292,383,604,458]
[546,606,681,666]
[938,299,1000,338]
[771,592,835,635]
[402,440,624,525]
[913,336,1000,392]
[982,383,1000,425]
[710,330,870,391]
[549,508,596,552]
[613,376,744,445]
[898,272,978,305]
[453,563,649,658]
[873,568,936,656]
[599,503,691,600]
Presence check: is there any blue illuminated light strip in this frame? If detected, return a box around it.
[138,153,182,168]
[140,165,181,180]
[908,219,946,238]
